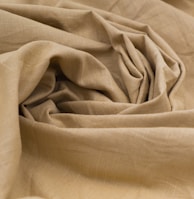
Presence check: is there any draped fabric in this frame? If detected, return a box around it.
[1,0,194,198]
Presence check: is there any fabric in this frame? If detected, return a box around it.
[1,0,194,198]
[162,0,194,17]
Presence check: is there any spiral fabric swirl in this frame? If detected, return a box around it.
[1,0,194,198]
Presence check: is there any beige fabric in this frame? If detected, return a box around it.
[0,0,194,198]
[162,0,194,17]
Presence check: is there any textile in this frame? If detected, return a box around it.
[1,0,194,198]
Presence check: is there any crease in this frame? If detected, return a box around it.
[108,0,121,11]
